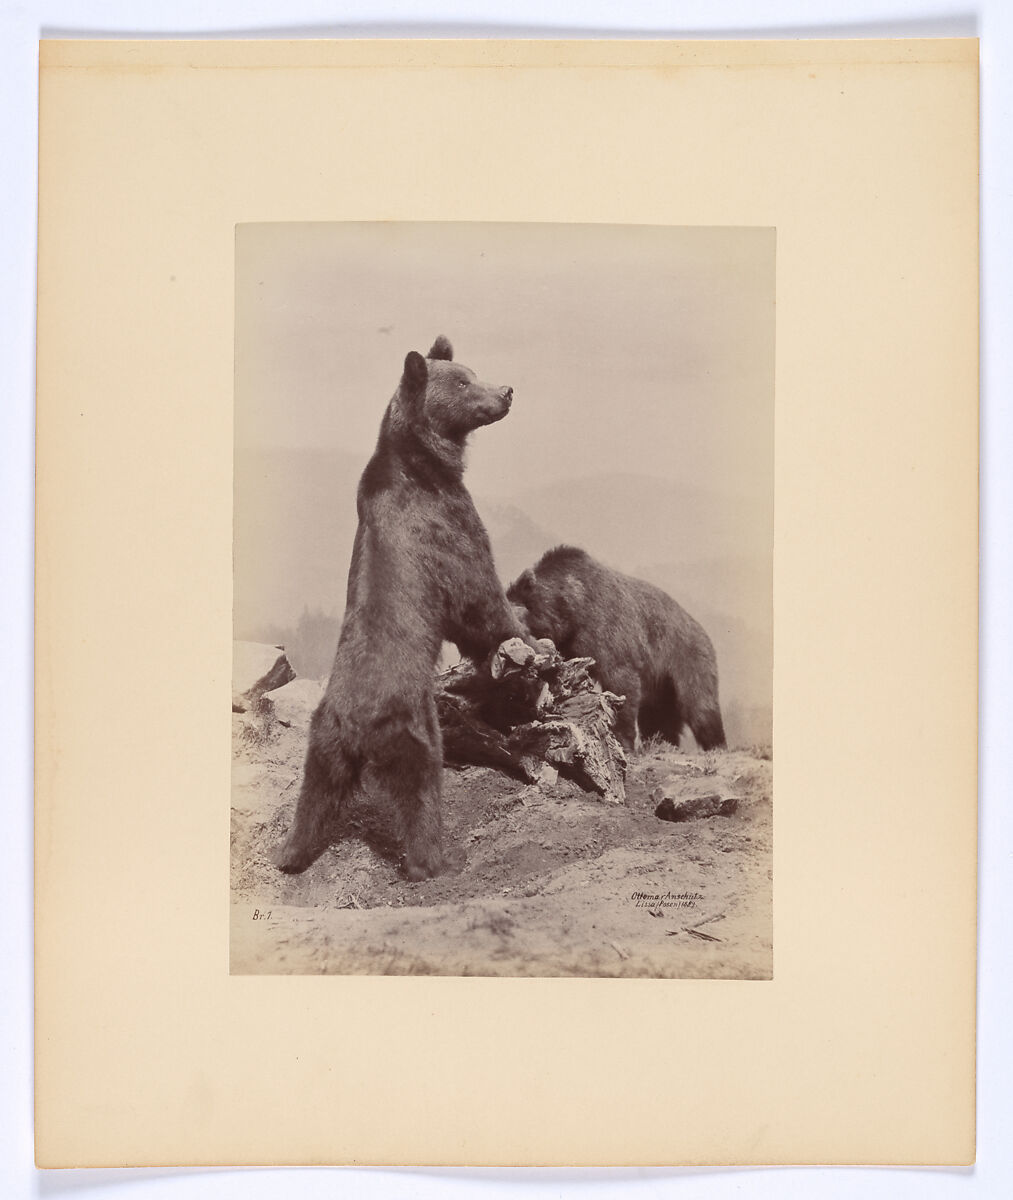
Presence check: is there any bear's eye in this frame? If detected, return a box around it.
[457,378,468,389]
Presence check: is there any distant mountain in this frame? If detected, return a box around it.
[501,473,771,576]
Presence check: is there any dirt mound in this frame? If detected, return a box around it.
[230,705,772,977]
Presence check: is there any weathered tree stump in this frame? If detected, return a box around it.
[435,638,628,804]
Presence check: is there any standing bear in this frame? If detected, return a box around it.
[507,546,726,754]
[272,337,531,879]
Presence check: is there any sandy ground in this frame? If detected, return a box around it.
[230,704,772,978]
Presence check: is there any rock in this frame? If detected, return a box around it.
[264,678,324,728]
[535,762,558,788]
[232,641,296,711]
[653,793,740,822]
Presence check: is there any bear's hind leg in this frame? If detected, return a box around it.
[399,757,446,882]
[689,705,727,751]
[272,715,358,874]
[384,742,447,881]
[373,703,449,881]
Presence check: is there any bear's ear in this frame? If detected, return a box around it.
[427,336,454,361]
[402,350,428,395]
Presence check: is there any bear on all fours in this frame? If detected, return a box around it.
[508,546,726,755]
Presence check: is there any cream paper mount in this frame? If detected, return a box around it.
[35,38,977,1167]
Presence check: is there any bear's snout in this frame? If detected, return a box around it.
[472,385,513,428]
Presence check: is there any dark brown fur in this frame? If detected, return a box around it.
[272,338,530,879]
[507,546,726,753]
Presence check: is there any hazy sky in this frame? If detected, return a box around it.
[235,223,774,502]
